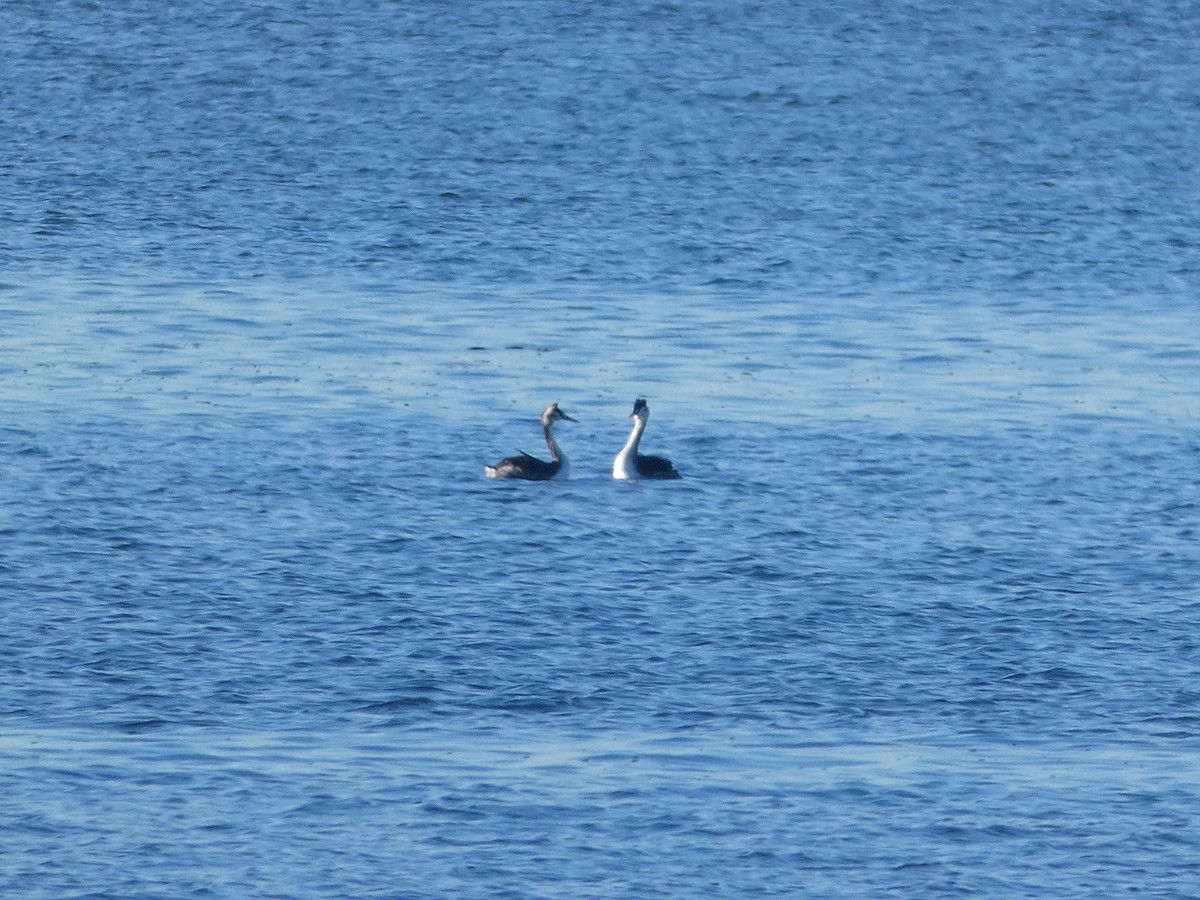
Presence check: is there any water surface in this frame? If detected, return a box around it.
[4,1,1200,896]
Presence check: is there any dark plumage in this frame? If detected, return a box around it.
[485,402,577,480]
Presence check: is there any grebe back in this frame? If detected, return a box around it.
[485,402,578,480]
[612,398,681,480]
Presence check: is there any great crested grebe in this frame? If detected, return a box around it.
[612,398,681,480]
[485,402,578,480]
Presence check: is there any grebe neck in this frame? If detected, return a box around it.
[612,416,647,479]
[544,422,568,475]
[623,416,646,455]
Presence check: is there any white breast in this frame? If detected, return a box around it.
[612,448,636,480]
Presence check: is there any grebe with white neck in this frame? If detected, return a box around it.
[485,402,578,480]
[612,398,681,480]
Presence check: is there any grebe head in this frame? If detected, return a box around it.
[542,402,578,426]
[629,398,650,420]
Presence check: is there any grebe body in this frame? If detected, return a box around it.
[485,402,577,480]
[612,398,681,480]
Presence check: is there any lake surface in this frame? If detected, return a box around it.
[4,1,1200,897]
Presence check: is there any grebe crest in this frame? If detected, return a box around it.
[485,402,578,480]
[612,397,681,480]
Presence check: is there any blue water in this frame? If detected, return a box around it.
[4,1,1200,897]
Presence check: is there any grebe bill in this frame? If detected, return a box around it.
[612,398,681,480]
[485,402,578,480]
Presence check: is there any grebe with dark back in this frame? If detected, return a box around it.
[485,402,578,480]
[612,398,681,480]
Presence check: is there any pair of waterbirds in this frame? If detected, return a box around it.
[484,398,680,481]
